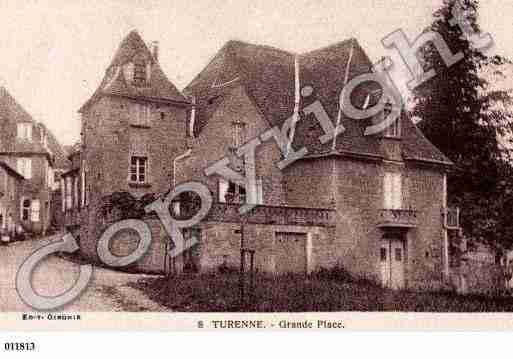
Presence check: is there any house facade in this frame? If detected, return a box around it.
[179,39,460,289]
[0,161,24,241]
[68,31,460,290]
[0,86,65,235]
[68,30,190,261]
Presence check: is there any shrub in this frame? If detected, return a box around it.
[313,265,355,282]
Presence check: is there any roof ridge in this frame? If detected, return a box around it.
[108,29,153,68]
[224,39,296,56]
[300,37,357,56]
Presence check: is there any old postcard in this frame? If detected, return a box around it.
[1,0,513,336]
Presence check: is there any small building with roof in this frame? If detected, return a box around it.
[0,86,67,235]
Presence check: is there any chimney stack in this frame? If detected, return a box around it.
[151,41,159,62]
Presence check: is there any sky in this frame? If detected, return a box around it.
[1,0,512,146]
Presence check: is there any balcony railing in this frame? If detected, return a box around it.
[443,207,460,230]
[377,208,418,228]
[196,203,336,227]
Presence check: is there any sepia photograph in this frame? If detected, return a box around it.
[1,0,513,338]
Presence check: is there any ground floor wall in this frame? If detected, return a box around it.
[331,160,447,291]
[73,206,446,291]
[18,187,52,236]
[191,222,335,274]
[0,197,20,240]
[74,210,335,275]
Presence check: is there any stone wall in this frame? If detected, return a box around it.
[78,95,189,262]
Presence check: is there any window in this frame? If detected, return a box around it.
[248,178,263,205]
[171,200,181,216]
[0,170,5,194]
[218,178,263,205]
[61,179,66,212]
[219,179,228,203]
[17,123,32,141]
[65,177,72,210]
[16,158,32,179]
[73,177,79,209]
[382,103,401,138]
[132,103,151,126]
[219,179,245,203]
[81,169,87,207]
[232,121,246,148]
[384,172,402,209]
[380,247,387,262]
[31,200,40,222]
[41,129,48,147]
[395,247,402,262]
[130,156,148,184]
[383,118,400,138]
[47,166,54,189]
[21,199,31,221]
[133,56,147,86]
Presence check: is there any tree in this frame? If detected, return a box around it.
[412,0,513,249]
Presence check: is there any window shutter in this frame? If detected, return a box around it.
[384,173,392,209]
[393,173,402,209]
[31,200,40,222]
[61,180,65,212]
[257,179,263,205]
[219,179,228,203]
[47,166,54,189]
[26,159,32,179]
[81,169,86,207]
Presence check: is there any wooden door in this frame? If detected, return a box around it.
[275,232,307,274]
[380,239,405,289]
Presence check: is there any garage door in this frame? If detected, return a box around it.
[275,232,307,274]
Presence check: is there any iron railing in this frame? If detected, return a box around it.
[378,208,418,228]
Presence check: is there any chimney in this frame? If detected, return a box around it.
[151,41,159,62]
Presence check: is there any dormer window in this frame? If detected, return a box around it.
[17,123,32,141]
[133,53,148,87]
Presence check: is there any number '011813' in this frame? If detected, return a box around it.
[4,342,36,351]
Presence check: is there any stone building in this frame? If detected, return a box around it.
[67,31,461,290]
[69,30,190,259]
[0,86,66,235]
[179,39,461,289]
[0,161,24,241]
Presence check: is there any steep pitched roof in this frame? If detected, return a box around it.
[184,40,295,135]
[44,125,71,170]
[79,30,188,112]
[184,39,452,165]
[0,86,34,125]
[0,86,52,158]
[0,160,24,180]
